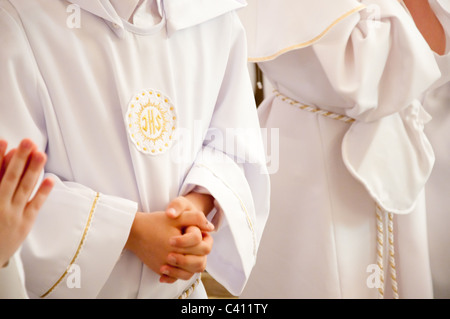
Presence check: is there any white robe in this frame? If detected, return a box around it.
[0,252,28,299]
[239,0,441,298]
[422,0,450,300]
[0,0,269,299]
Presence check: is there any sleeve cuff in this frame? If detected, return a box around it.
[180,159,257,295]
[22,178,138,298]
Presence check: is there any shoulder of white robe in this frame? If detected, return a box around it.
[164,0,246,36]
[239,0,367,62]
[435,0,450,13]
[431,0,450,35]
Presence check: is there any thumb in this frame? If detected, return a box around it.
[165,207,181,219]
[165,196,191,219]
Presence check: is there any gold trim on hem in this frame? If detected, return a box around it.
[40,192,100,298]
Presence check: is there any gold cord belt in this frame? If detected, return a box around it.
[178,275,201,299]
[275,90,399,299]
[273,90,355,123]
[376,206,399,299]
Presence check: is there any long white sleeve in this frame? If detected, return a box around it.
[0,5,137,298]
[179,13,270,296]
[0,253,28,299]
[22,176,137,298]
[312,0,440,122]
[310,0,441,214]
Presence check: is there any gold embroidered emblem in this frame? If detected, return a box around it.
[126,89,177,155]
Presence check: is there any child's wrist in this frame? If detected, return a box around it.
[124,211,144,252]
[184,191,215,216]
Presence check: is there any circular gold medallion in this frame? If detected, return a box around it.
[126,89,177,155]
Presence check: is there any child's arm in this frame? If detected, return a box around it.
[0,139,54,267]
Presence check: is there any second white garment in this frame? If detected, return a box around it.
[422,0,450,299]
[239,0,441,298]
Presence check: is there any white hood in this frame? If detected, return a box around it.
[68,0,246,36]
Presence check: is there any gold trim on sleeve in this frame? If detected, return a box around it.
[248,5,366,62]
[197,164,257,257]
[40,192,100,298]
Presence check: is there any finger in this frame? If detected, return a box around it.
[24,176,54,220]
[0,148,17,182]
[0,148,17,185]
[3,149,16,167]
[165,196,192,219]
[169,225,203,248]
[0,139,35,203]
[159,274,178,284]
[166,252,207,274]
[165,207,180,219]
[0,148,16,182]
[201,232,213,254]
[0,140,7,166]
[160,262,198,282]
[0,140,8,181]
[178,232,213,256]
[176,210,215,232]
[170,228,214,256]
[13,151,47,208]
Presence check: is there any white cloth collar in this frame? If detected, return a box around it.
[67,0,246,36]
[163,0,246,36]
[109,0,142,22]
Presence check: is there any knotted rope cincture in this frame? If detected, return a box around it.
[273,90,356,123]
[275,90,399,299]
[376,206,386,298]
[376,205,399,299]
[178,274,201,299]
